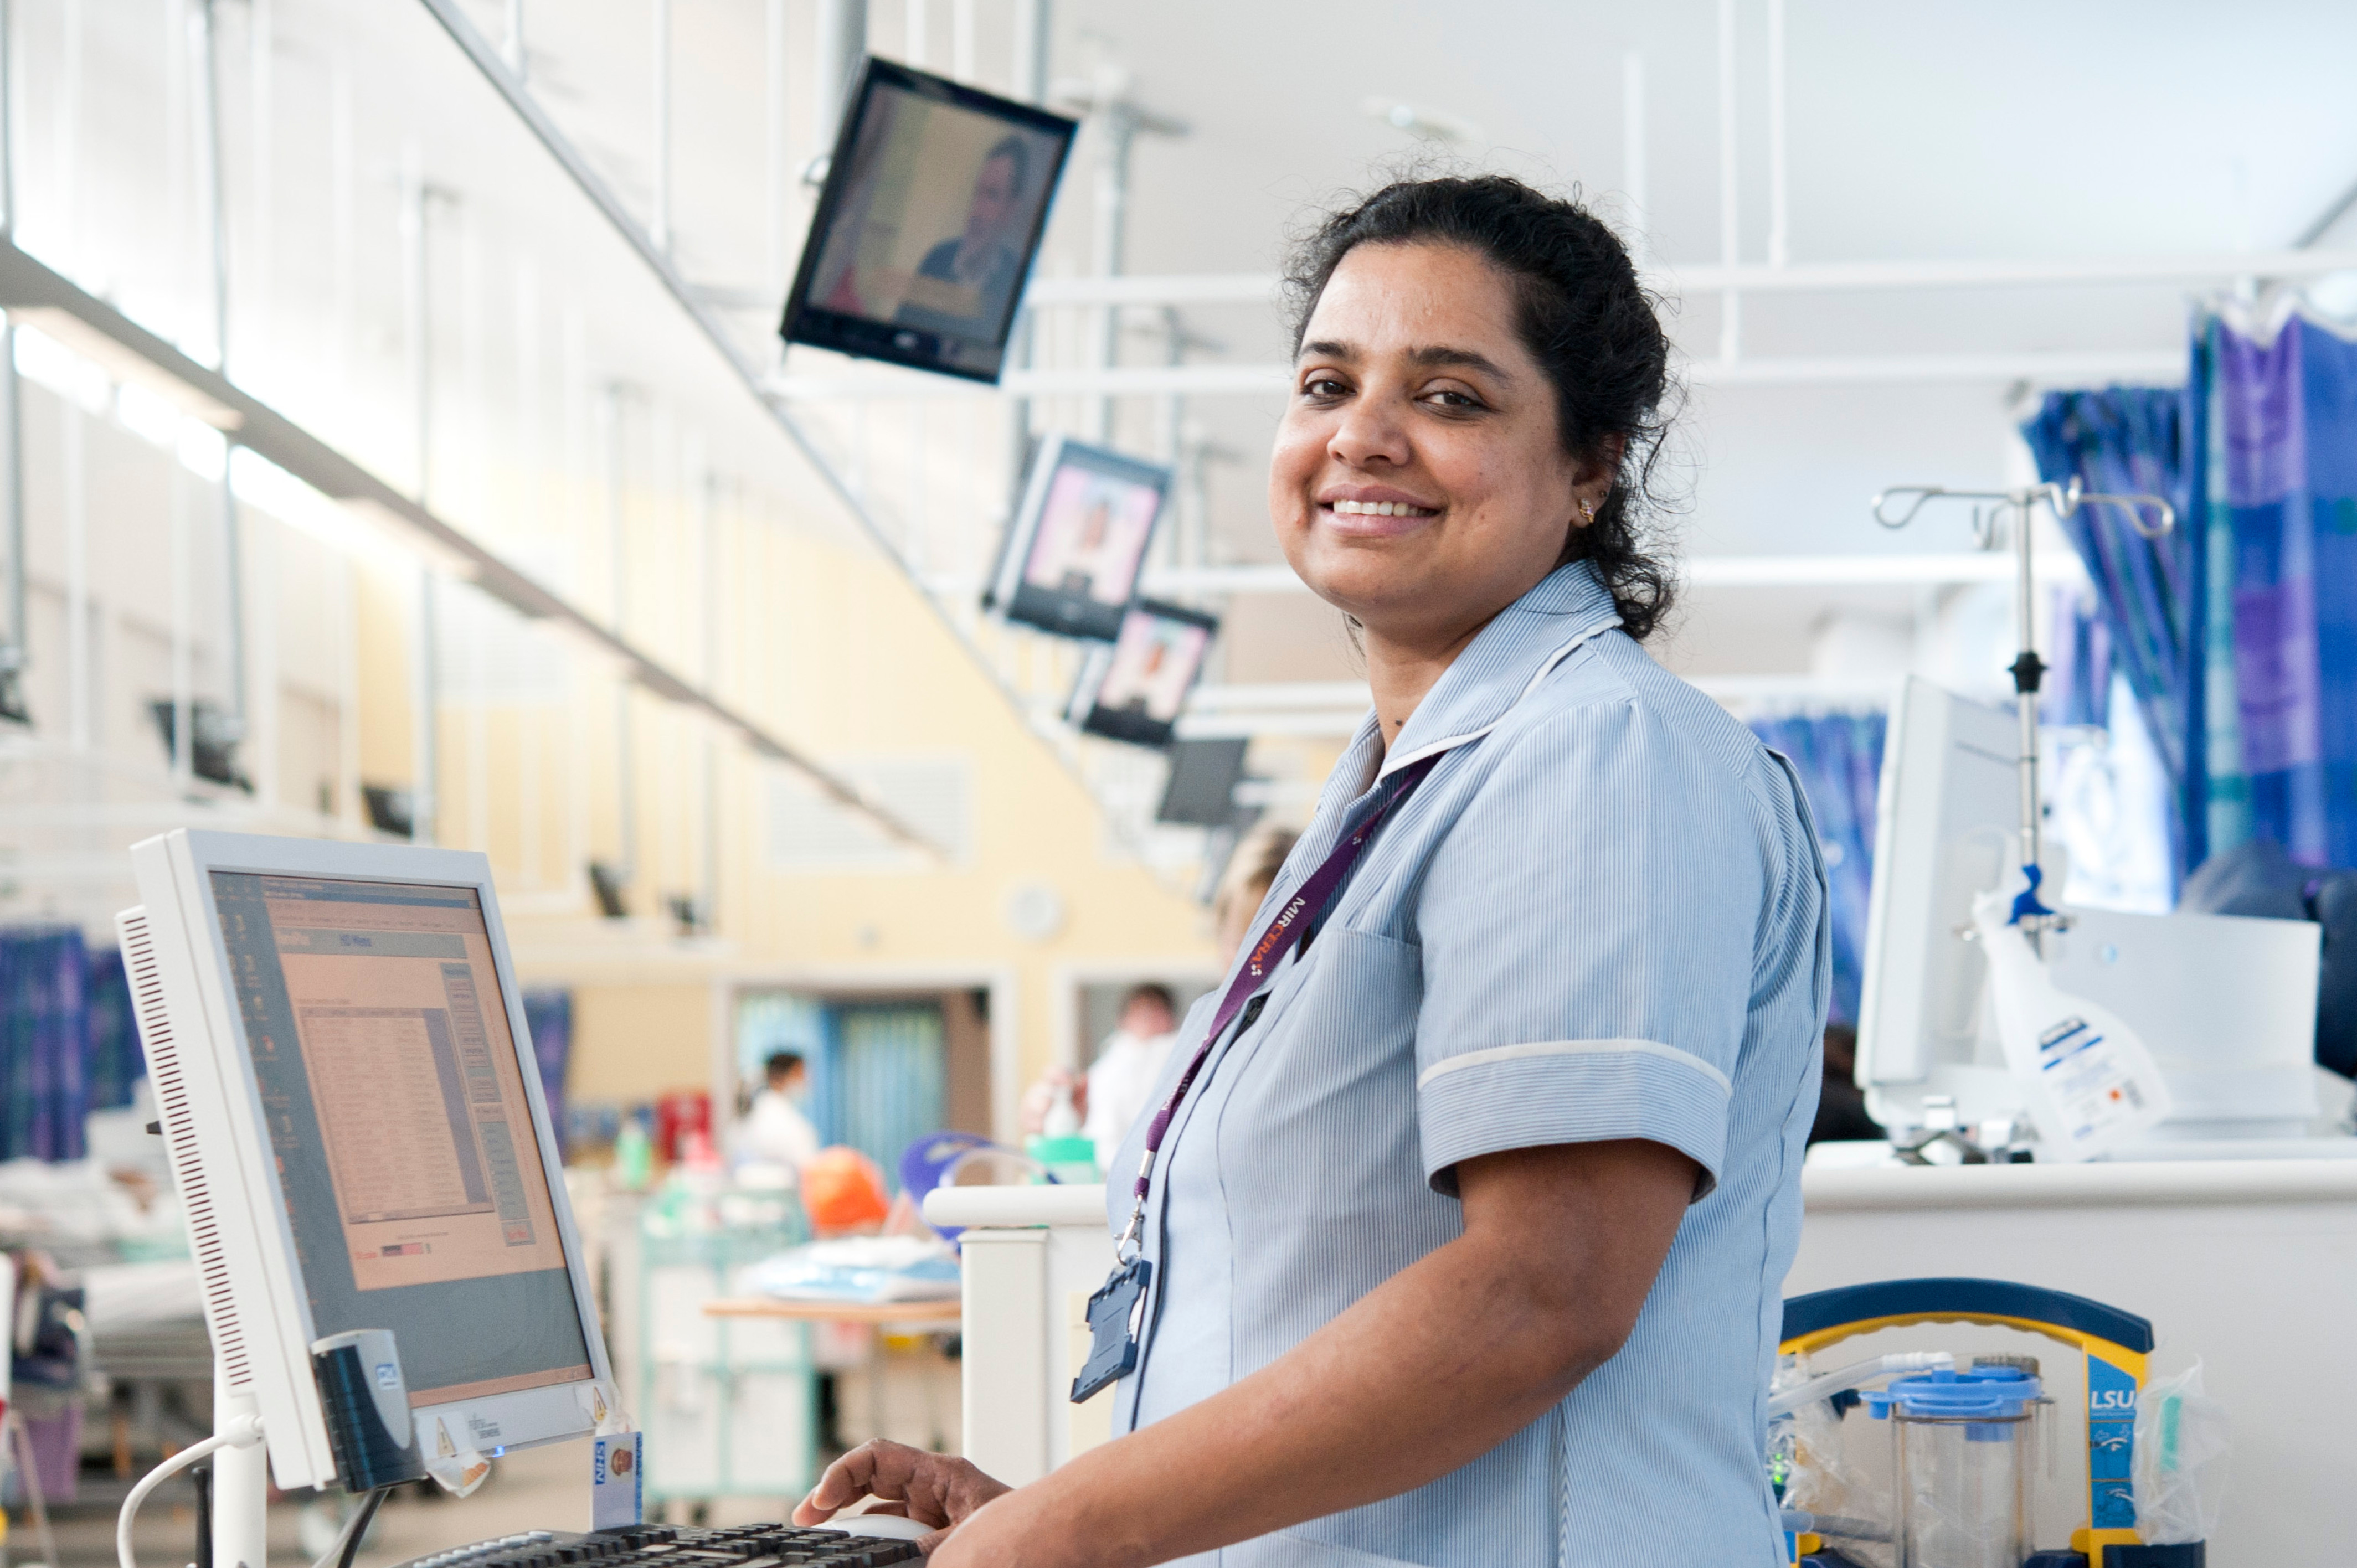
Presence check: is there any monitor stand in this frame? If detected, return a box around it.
[213,1380,270,1568]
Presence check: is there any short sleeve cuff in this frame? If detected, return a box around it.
[1417,1039,1732,1200]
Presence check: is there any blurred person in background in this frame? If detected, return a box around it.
[737,1050,822,1177]
[1020,983,1181,1171]
[1020,829,1301,1164]
[1211,825,1301,962]
[1079,983,1181,1173]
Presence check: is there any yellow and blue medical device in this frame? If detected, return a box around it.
[1778,1277,2203,1568]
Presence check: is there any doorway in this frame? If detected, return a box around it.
[737,987,992,1188]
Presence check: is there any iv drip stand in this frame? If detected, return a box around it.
[1870,477,2175,949]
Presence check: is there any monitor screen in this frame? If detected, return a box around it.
[991,436,1172,641]
[781,59,1076,383]
[1070,599,1218,748]
[208,872,592,1409]
[1156,737,1251,827]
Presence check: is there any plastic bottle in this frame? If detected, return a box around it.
[1971,885,2170,1159]
[1022,1077,1098,1183]
[1043,1079,1082,1139]
[613,1116,653,1192]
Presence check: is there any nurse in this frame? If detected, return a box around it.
[796,174,1830,1566]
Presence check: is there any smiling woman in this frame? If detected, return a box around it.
[792,177,1831,1568]
[1275,176,1677,655]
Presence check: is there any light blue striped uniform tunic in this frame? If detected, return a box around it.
[1105,561,1830,1567]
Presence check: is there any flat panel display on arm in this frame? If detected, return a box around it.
[209,873,593,1408]
[1067,599,1219,749]
[781,58,1077,383]
[990,435,1173,641]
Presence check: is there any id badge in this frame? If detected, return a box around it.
[1069,1257,1151,1404]
[590,1431,642,1528]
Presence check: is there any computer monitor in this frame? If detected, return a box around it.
[989,435,1172,641]
[781,59,1077,383]
[1854,676,2019,1123]
[1856,677,2323,1142]
[117,830,609,1492]
[1156,737,1251,827]
[1067,600,1218,748]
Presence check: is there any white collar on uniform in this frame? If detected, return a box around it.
[1299,563,1624,854]
[1369,561,1623,780]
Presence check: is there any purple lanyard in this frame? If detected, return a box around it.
[1113,750,1442,1258]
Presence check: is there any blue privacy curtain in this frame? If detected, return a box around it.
[0,927,91,1160]
[2044,585,2116,731]
[2020,387,2199,881]
[2027,314,2357,881]
[735,994,948,1192]
[1747,713,1886,1028]
[522,989,572,1157]
[86,946,144,1110]
[829,1004,945,1193]
[2198,312,2357,869]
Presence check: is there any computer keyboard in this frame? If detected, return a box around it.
[389,1522,923,1568]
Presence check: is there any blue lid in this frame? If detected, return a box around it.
[1865,1368,2042,1423]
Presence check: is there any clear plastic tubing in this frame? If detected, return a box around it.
[1767,1350,1955,1417]
[1778,1509,1890,1543]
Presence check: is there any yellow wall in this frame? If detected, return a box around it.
[355,562,416,791]
[569,983,718,1103]
[375,481,1226,1137]
[4,281,1240,1141]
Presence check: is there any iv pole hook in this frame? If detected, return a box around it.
[1865,479,2174,945]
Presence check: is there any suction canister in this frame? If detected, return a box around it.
[311,1329,428,1491]
[1865,1364,2044,1568]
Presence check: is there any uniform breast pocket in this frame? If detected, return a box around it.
[1219,927,1456,1347]
[1246,927,1423,1127]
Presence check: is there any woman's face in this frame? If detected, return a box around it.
[1268,241,1604,646]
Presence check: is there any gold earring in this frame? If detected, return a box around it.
[1578,497,1597,523]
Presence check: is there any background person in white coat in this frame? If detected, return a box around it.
[737,1050,822,1178]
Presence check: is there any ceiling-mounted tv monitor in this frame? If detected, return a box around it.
[781,58,1077,383]
[1156,737,1252,827]
[1066,599,1219,749]
[989,434,1172,641]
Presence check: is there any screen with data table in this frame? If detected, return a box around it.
[210,873,592,1406]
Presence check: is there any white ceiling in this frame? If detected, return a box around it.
[1042,0,2357,566]
[31,0,2357,692]
[1089,1,2357,275]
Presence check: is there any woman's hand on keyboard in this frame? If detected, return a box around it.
[792,1440,1010,1551]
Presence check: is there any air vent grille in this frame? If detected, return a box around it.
[117,907,251,1390]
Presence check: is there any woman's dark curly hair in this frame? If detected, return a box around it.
[1281,175,1680,641]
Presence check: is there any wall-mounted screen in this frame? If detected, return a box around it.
[1156,737,1251,827]
[1066,599,1218,749]
[990,435,1172,641]
[781,58,1076,383]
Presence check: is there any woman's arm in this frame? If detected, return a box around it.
[797,1137,1696,1567]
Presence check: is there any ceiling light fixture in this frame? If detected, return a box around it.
[1361,98,1485,146]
